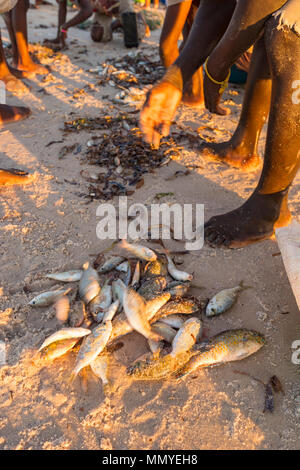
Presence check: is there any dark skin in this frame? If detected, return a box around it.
[0,28,29,95]
[44,0,93,50]
[3,0,48,77]
[159,1,204,107]
[140,0,299,248]
[140,0,237,147]
[201,34,272,172]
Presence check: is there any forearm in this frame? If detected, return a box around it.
[207,0,288,81]
[166,0,236,89]
[63,8,93,30]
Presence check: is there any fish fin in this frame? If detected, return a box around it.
[239,280,252,291]
[80,369,89,393]
[69,371,78,385]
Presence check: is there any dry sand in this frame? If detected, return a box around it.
[0,2,300,451]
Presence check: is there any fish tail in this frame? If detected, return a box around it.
[239,280,252,291]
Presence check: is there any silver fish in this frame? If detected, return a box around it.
[112,279,126,307]
[131,261,140,287]
[166,255,193,282]
[39,327,91,351]
[102,300,119,322]
[79,262,100,304]
[123,288,162,342]
[117,239,157,262]
[170,317,202,357]
[40,338,80,362]
[151,321,177,343]
[29,287,71,307]
[159,314,186,329]
[71,320,113,380]
[89,280,112,314]
[108,292,170,344]
[45,270,82,282]
[98,256,125,273]
[116,261,130,272]
[205,282,247,317]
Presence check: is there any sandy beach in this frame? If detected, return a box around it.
[0,2,300,450]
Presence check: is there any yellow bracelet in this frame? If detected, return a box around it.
[204,58,231,95]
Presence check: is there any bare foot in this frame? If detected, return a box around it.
[204,192,287,249]
[13,61,49,78]
[0,168,35,186]
[0,104,31,126]
[200,140,261,172]
[0,72,29,95]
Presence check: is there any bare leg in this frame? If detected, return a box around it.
[9,0,48,76]
[201,35,272,172]
[0,29,28,94]
[204,18,299,248]
[159,2,203,107]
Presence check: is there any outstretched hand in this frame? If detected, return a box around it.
[139,81,182,148]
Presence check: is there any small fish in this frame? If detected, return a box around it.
[165,281,191,298]
[108,293,170,344]
[71,320,113,381]
[102,300,119,322]
[159,314,186,329]
[170,317,202,357]
[89,280,112,314]
[98,256,125,273]
[131,261,140,288]
[151,321,177,343]
[39,327,91,351]
[117,239,157,262]
[40,338,80,362]
[112,279,126,307]
[123,288,162,342]
[116,261,130,273]
[146,292,171,318]
[176,329,265,378]
[90,356,110,389]
[166,255,193,282]
[45,270,82,282]
[206,282,248,317]
[143,259,167,278]
[138,276,167,300]
[152,299,199,323]
[79,262,100,304]
[29,287,71,307]
[127,351,193,381]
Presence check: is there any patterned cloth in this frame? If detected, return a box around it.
[0,0,18,14]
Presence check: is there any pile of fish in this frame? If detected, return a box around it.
[29,240,266,392]
[63,113,181,201]
[89,51,164,90]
